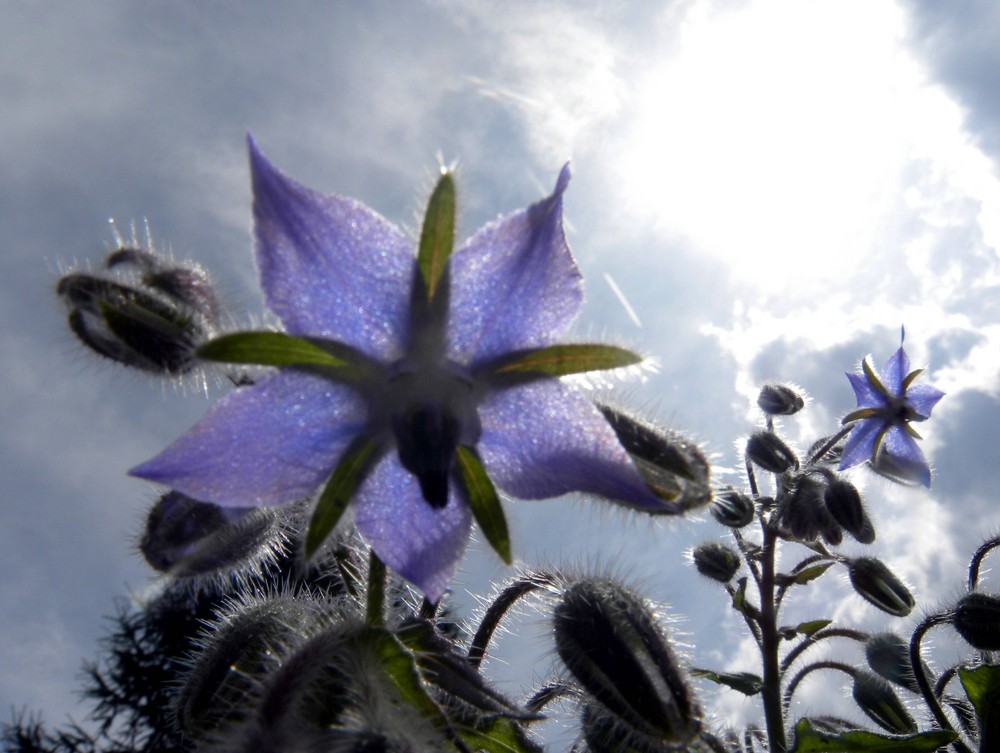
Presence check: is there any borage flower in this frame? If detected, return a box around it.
[131,137,675,601]
[838,332,944,487]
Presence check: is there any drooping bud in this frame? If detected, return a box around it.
[824,479,875,544]
[711,488,756,528]
[756,384,805,416]
[865,633,920,694]
[952,592,1000,651]
[692,542,741,584]
[553,579,700,745]
[847,557,914,617]
[851,671,917,735]
[598,405,712,513]
[745,431,798,474]
[776,476,841,545]
[56,245,221,375]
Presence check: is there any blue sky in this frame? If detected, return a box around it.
[3,0,1000,742]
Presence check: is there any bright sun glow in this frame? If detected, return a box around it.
[618,0,951,294]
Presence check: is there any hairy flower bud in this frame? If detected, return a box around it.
[598,405,712,513]
[865,633,920,694]
[710,488,755,528]
[776,476,841,545]
[756,384,805,416]
[824,479,875,544]
[553,579,700,745]
[952,592,1000,651]
[57,245,221,374]
[847,557,914,617]
[851,671,917,735]
[692,542,741,583]
[746,431,798,474]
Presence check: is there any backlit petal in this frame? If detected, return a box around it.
[839,418,885,470]
[885,426,931,487]
[882,346,909,395]
[249,136,413,360]
[847,370,885,409]
[130,372,366,507]
[448,165,582,367]
[906,383,945,419]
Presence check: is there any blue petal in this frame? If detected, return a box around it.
[839,418,884,470]
[130,372,366,507]
[847,370,886,408]
[906,383,945,419]
[249,136,413,361]
[882,346,909,395]
[447,165,583,367]
[885,426,931,487]
[477,380,666,510]
[352,455,472,602]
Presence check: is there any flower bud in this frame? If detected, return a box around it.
[710,489,755,528]
[692,542,741,583]
[745,431,798,474]
[553,579,700,745]
[776,476,840,545]
[952,592,1000,651]
[56,246,221,375]
[864,633,920,694]
[847,557,914,617]
[756,384,805,416]
[851,671,917,735]
[598,405,712,513]
[824,479,874,544]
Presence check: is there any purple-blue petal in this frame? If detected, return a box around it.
[249,136,413,361]
[447,165,583,367]
[885,426,931,487]
[847,370,886,408]
[477,380,665,510]
[839,418,884,471]
[905,383,945,419]
[130,372,366,507]
[352,455,472,603]
[882,346,909,395]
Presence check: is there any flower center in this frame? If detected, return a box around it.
[380,358,481,509]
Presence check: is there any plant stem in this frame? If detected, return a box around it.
[366,550,386,626]
[759,524,787,753]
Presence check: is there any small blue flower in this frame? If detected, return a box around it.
[839,333,944,487]
[131,137,670,601]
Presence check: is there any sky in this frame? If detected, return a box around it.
[2,0,1000,745]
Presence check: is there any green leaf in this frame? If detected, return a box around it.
[455,717,542,753]
[794,619,832,637]
[456,446,511,564]
[197,331,370,379]
[305,437,381,558]
[418,171,456,304]
[486,344,642,379]
[959,664,1000,721]
[789,718,956,752]
[691,668,762,696]
[780,563,834,586]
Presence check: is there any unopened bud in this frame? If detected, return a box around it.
[847,557,914,617]
[824,479,875,544]
[777,476,840,545]
[711,489,755,528]
[851,671,916,735]
[554,579,700,744]
[746,431,798,474]
[952,592,1000,651]
[756,384,805,416]
[865,633,920,694]
[56,246,221,375]
[598,405,712,513]
[692,542,741,584]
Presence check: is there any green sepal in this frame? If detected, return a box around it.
[789,718,956,752]
[794,619,832,637]
[484,344,642,381]
[454,717,543,753]
[690,668,762,696]
[862,357,890,398]
[305,437,381,558]
[361,626,443,719]
[418,171,456,304]
[901,367,925,392]
[959,664,1000,725]
[456,446,511,564]
[197,331,373,380]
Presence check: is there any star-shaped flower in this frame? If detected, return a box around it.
[838,334,944,487]
[131,137,673,601]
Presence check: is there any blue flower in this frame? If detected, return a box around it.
[131,137,670,601]
[838,334,944,487]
